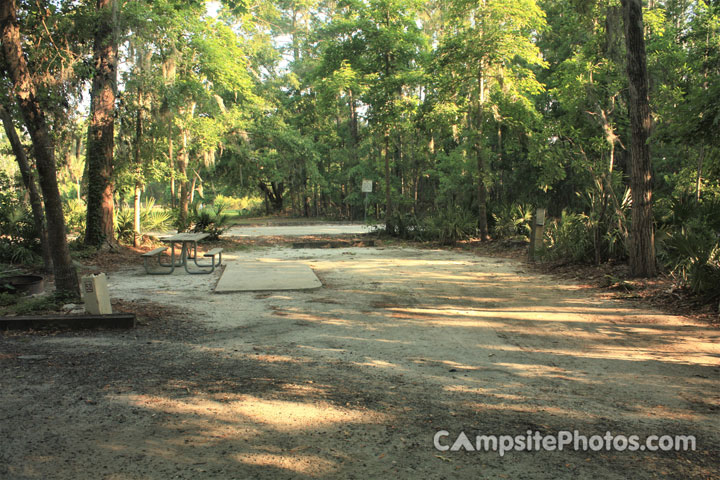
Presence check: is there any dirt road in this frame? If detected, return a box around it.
[1,245,718,479]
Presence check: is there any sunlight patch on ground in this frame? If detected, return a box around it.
[276,310,356,326]
[386,306,627,324]
[477,343,720,367]
[353,359,401,369]
[117,394,383,432]
[462,401,595,420]
[332,335,413,345]
[234,452,337,476]
[627,404,711,422]
[443,385,526,401]
[495,362,596,383]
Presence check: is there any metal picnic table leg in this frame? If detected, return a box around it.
[146,245,176,275]
[185,241,214,274]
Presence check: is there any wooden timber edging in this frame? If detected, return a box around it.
[0,313,136,331]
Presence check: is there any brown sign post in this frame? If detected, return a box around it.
[528,208,546,262]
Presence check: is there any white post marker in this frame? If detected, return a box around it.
[81,273,113,315]
[362,179,373,222]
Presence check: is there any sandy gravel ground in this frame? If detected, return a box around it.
[1,245,718,479]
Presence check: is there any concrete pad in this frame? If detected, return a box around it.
[223,224,376,237]
[214,260,322,293]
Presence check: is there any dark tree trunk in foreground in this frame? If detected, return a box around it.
[85,0,117,247]
[0,0,79,297]
[621,0,657,277]
[0,102,52,272]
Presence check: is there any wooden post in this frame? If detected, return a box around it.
[529,208,546,262]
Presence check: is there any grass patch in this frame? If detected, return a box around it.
[0,294,60,316]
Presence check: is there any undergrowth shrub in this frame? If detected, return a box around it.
[384,207,476,245]
[189,204,230,241]
[384,212,421,240]
[657,195,720,300]
[421,207,477,245]
[0,173,40,264]
[63,198,87,236]
[213,194,264,215]
[492,204,533,239]
[541,211,595,263]
[115,198,173,243]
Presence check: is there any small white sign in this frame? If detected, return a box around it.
[362,180,373,193]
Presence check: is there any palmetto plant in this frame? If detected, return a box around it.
[422,207,477,245]
[115,198,173,243]
[492,204,533,239]
[189,204,229,241]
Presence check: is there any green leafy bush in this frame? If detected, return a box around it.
[384,212,422,240]
[63,198,87,235]
[660,229,720,299]
[492,204,533,239]
[542,211,595,263]
[384,207,477,245]
[0,292,18,307]
[189,204,230,241]
[421,207,477,245]
[657,195,720,300]
[115,198,173,243]
[213,194,264,216]
[0,173,41,264]
[14,295,59,315]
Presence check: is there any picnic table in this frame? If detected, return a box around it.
[142,232,223,275]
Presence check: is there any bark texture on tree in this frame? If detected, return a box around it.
[0,102,53,271]
[132,86,143,247]
[177,130,189,230]
[0,0,79,296]
[475,71,490,240]
[85,0,117,247]
[258,182,285,212]
[475,147,489,239]
[383,128,392,224]
[621,0,657,277]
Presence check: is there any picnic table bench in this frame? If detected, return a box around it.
[142,233,223,275]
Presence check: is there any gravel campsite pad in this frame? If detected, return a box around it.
[1,244,718,479]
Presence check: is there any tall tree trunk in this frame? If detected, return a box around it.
[621,0,656,277]
[169,136,175,208]
[177,130,189,230]
[74,135,83,200]
[258,182,284,213]
[0,102,52,272]
[348,89,359,160]
[476,71,490,240]
[0,0,79,296]
[696,146,705,202]
[132,88,143,247]
[85,0,117,247]
[383,127,392,224]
